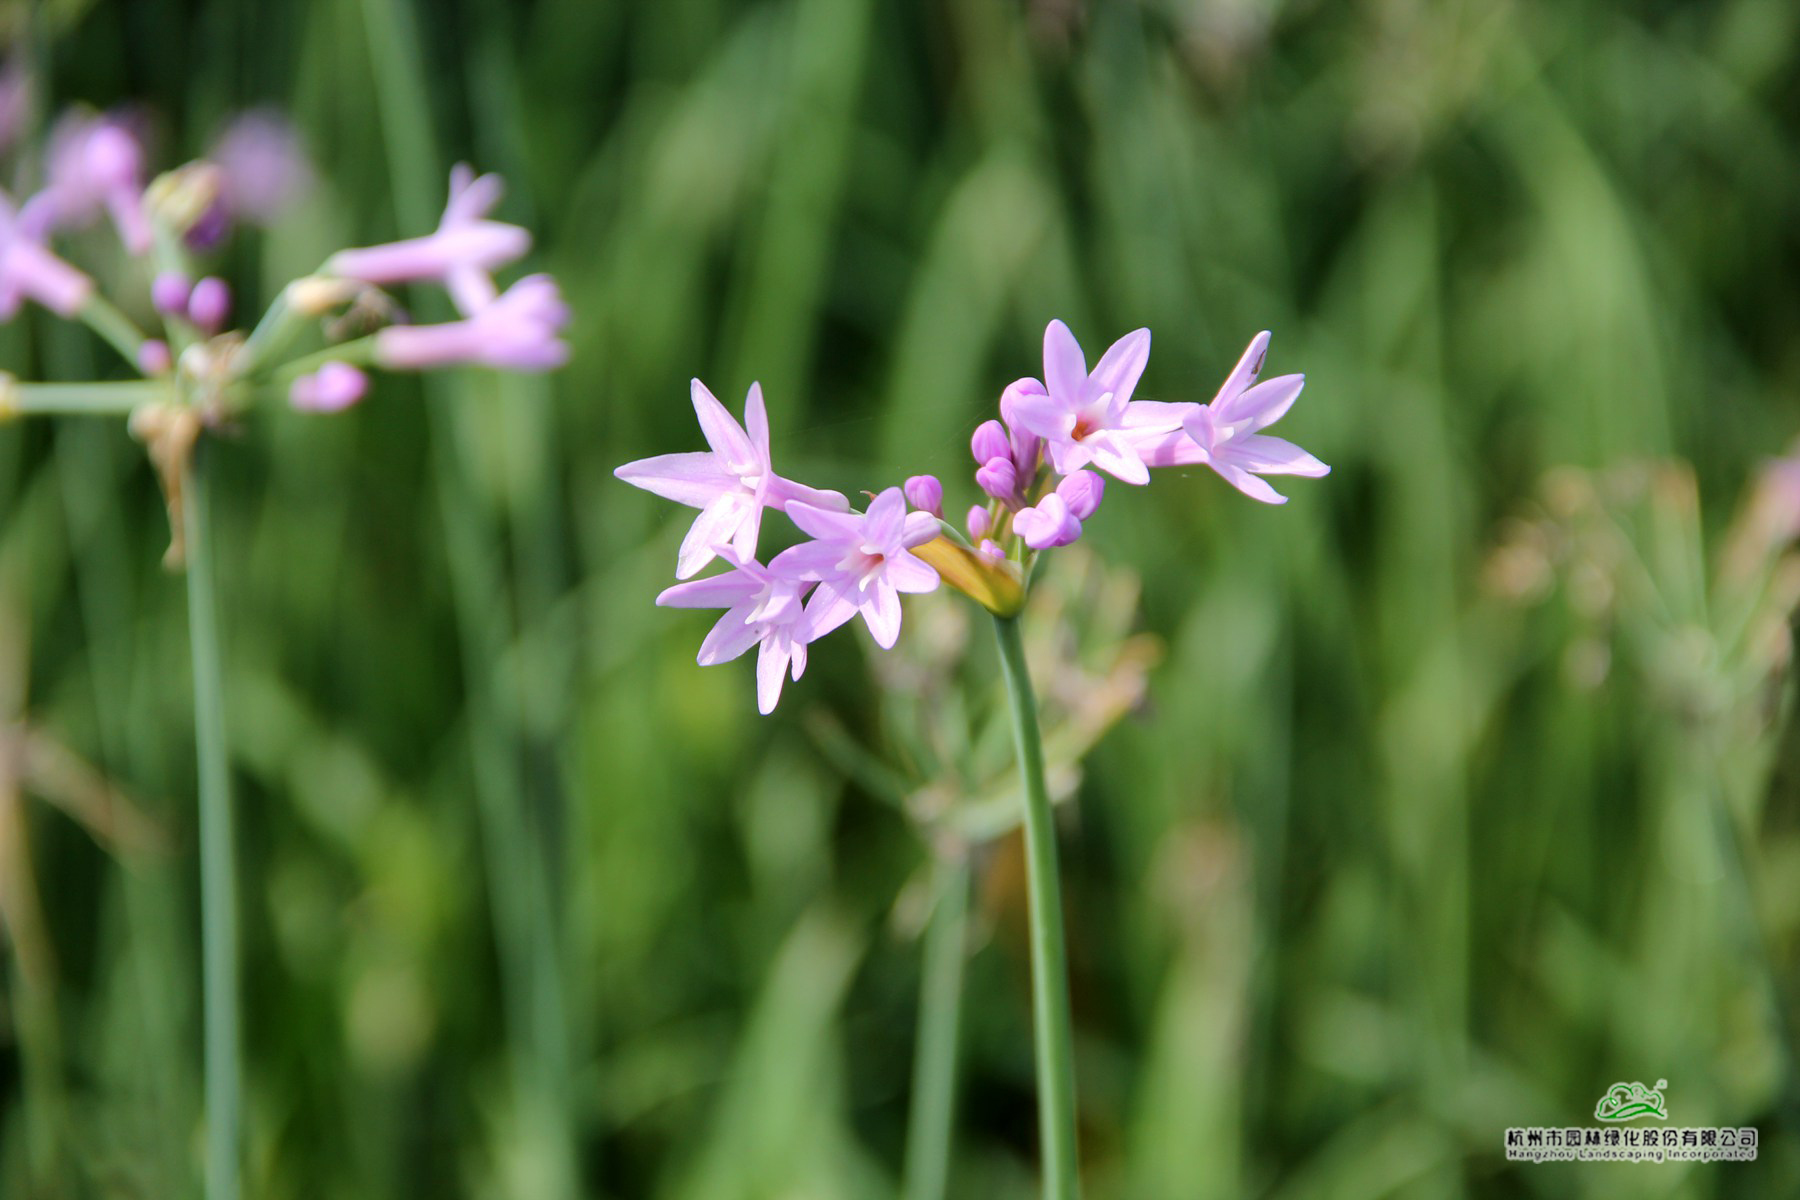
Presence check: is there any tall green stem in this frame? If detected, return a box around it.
[185,449,240,1200]
[991,615,1080,1199]
[903,852,971,1200]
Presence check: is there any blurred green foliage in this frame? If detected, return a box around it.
[3,0,1800,1196]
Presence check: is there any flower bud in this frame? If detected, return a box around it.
[151,271,190,316]
[188,276,231,332]
[289,362,369,413]
[966,504,990,540]
[903,474,944,518]
[137,339,172,375]
[1013,493,1082,550]
[975,457,1017,504]
[978,538,1005,561]
[971,419,1010,466]
[1056,469,1104,520]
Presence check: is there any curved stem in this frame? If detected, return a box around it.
[991,614,1079,1199]
[184,449,240,1200]
[902,852,971,1200]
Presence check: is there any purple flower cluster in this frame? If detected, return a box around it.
[618,319,1327,713]
[0,89,570,418]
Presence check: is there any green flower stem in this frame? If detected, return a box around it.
[903,852,971,1200]
[267,336,379,385]
[6,381,171,417]
[991,614,1080,1199]
[77,294,150,367]
[184,449,241,1200]
[236,287,304,377]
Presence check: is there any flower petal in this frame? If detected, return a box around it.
[755,638,791,714]
[1119,400,1195,432]
[614,452,735,508]
[691,378,756,466]
[657,570,762,609]
[1213,331,1270,408]
[1128,428,1206,469]
[1007,389,1077,441]
[767,476,851,513]
[861,582,903,649]
[900,511,940,548]
[676,493,749,579]
[697,603,764,665]
[744,382,771,466]
[1222,373,1303,433]
[800,581,860,642]
[1043,319,1089,405]
[1083,432,1151,485]
[786,499,863,541]
[1091,327,1150,407]
[884,549,940,593]
[770,539,847,580]
[1210,460,1288,504]
[1220,434,1329,477]
[864,487,905,548]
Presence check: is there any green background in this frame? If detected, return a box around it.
[3,0,1799,1195]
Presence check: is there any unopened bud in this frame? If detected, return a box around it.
[903,474,944,518]
[971,419,1011,466]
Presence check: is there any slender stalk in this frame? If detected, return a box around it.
[6,381,171,416]
[77,294,150,366]
[267,335,379,384]
[184,449,240,1200]
[903,852,972,1200]
[991,614,1080,1199]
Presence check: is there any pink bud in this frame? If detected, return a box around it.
[978,538,1005,561]
[137,338,172,375]
[1013,493,1082,550]
[966,505,991,540]
[188,276,231,332]
[971,419,1010,466]
[151,271,190,316]
[903,474,944,518]
[975,457,1018,504]
[289,361,369,413]
[1056,469,1104,520]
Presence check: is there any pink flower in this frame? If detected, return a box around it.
[1013,493,1081,549]
[210,110,314,226]
[903,474,944,518]
[1133,331,1328,504]
[773,487,940,649]
[656,554,812,714]
[289,362,370,413]
[327,165,530,314]
[188,276,232,333]
[615,380,850,579]
[0,190,92,319]
[22,111,151,254]
[1003,320,1189,485]
[373,274,570,373]
[975,456,1019,504]
[966,505,991,540]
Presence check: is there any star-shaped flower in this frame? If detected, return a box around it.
[1133,331,1328,504]
[656,554,812,714]
[615,380,849,579]
[772,487,939,649]
[1003,320,1190,485]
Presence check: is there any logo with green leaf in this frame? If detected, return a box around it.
[1595,1079,1669,1122]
